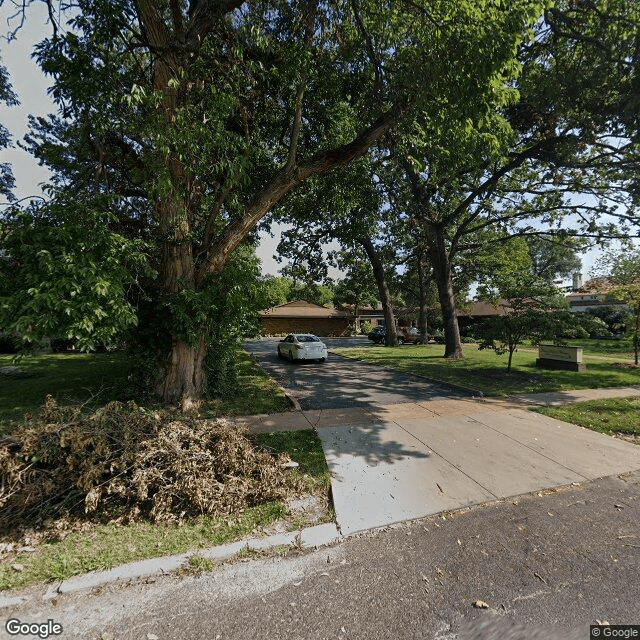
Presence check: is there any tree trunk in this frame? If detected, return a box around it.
[507,344,515,372]
[426,226,464,358]
[358,234,398,346]
[155,335,207,412]
[417,251,429,344]
[634,304,639,366]
[154,190,208,411]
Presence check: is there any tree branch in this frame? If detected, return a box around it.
[197,103,405,281]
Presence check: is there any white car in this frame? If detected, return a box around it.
[277,334,328,362]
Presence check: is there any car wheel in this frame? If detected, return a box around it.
[319,357,326,363]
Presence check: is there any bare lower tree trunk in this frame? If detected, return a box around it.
[153,160,208,411]
[427,227,463,359]
[155,335,207,411]
[417,252,430,344]
[358,234,398,346]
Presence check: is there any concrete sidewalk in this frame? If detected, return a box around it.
[241,387,640,536]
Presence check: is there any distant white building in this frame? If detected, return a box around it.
[565,276,628,313]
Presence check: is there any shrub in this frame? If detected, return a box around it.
[0,333,18,354]
[361,322,374,335]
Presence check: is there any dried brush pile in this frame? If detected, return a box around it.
[0,396,301,537]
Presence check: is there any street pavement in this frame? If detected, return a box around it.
[5,470,639,639]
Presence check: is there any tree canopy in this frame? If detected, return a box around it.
[7,0,637,407]
[2,0,547,410]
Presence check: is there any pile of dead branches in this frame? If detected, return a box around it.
[0,396,301,536]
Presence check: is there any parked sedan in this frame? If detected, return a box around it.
[277,334,328,362]
[398,327,422,344]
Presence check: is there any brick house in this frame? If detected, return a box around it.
[258,300,350,336]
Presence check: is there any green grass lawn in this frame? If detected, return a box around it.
[535,397,640,437]
[517,338,637,361]
[0,352,126,428]
[0,350,290,433]
[566,337,637,358]
[253,429,331,493]
[332,343,639,396]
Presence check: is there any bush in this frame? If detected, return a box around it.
[461,336,477,343]
[50,338,76,353]
[432,332,446,344]
[361,321,374,335]
[559,326,590,339]
[0,397,303,536]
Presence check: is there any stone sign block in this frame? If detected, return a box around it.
[536,344,585,372]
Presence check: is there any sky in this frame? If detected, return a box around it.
[0,3,618,289]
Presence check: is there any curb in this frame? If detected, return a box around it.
[0,523,341,607]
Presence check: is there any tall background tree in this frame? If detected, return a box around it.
[381,0,640,360]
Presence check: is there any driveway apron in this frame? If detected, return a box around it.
[317,401,640,535]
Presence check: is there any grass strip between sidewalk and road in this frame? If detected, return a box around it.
[331,342,639,397]
[0,428,330,592]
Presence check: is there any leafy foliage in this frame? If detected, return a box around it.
[382,0,640,359]
[0,198,151,350]
[593,249,640,364]
[476,264,568,371]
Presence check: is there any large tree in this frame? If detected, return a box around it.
[386,0,640,359]
[1,0,544,409]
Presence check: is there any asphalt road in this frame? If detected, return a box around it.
[245,338,471,410]
[11,470,640,640]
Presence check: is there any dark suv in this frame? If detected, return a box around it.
[367,326,386,344]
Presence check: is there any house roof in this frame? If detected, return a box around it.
[340,304,384,315]
[456,299,512,317]
[258,300,347,318]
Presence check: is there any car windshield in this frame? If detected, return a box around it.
[296,335,321,342]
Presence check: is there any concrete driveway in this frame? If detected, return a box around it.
[313,399,640,534]
[244,339,640,537]
[245,337,469,410]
